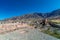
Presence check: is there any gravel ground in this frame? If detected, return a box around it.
[0,28,59,40]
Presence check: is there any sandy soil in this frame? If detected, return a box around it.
[0,23,33,34]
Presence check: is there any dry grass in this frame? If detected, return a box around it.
[51,19,60,24]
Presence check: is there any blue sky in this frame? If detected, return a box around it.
[0,0,60,20]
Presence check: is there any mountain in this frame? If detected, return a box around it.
[4,12,43,21]
[3,9,60,21]
[46,9,60,19]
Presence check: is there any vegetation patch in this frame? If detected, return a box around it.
[42,30,60,39]
[51,20,60,24]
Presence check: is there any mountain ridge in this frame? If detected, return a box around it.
[2,9,60,21]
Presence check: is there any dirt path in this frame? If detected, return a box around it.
[0,23,59,40]
[0,28,59,40]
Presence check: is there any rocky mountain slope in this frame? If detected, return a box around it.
[4,13,43,21]
[46,9,60,19]
[3,9,60,21]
